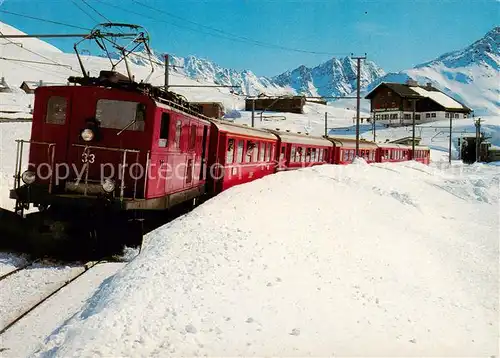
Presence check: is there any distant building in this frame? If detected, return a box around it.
[306,97,327,106]
[20,80,67,94]
[0,77,11,93]
[390,136,422,146]
[191,102,225,119]
[245,95,306,114]
[365,80,472,126]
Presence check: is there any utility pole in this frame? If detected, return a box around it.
[251,99,255,127]
[164,54,169,91]
[372,111,376,142]
[448,111,453,164]
[475,116,481,163]
[324,112,328,137]
[351,54,366,157]
[411,99,417,159]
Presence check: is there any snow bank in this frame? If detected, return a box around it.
[34,161,499,357]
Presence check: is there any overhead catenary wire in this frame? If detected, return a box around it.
[132,0,348,56]
[95,0,349,57]
[71,0,101,24]
[80,0,113,23]
[0,29,80,73]
[0,10,91,31]
[0,56,73,69]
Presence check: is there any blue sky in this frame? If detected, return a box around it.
[0,0,498,76]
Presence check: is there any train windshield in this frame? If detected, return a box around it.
[95,99,145,131]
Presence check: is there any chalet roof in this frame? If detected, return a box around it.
[365,82,471,112]
[409,86,466,110]
[365,82,423,99]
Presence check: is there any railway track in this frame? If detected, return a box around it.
[0,261,35,283]
[0,260,102,336]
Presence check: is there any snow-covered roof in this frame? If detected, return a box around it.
[267,129,332,146]
[409,86,466,110]
[212,120,277,140]
[327,136,379,149]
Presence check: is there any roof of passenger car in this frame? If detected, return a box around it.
[267,129,333,146]
[211,120,277,140]
[326,137,379,149]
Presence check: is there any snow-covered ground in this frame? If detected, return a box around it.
[25,160,499,357]
[0,262,125,357]
[0,262,85,331]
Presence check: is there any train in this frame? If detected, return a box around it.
[0,69,430,259]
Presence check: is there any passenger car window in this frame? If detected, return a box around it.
[46,96,67,125]
[226,138,234,164]
[265,143,271,161]
[280,146,286,161]
[189,124,196,150]
[291,146,296,162]
[252,142,258,162]
[246,141,255,163]
[237,140,244,163]
[174,120,182,148]
[296,147,303,162]
[96,99,145,131]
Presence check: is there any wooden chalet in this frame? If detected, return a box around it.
[365,80,472,126]
[245,95,306,114]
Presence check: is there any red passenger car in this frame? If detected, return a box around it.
[376,144,411,163]
[207,121,278,193]
[327,137,378,164]
[268,130,333,171]
[411,146,431,164]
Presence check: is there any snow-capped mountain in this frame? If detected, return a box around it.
[164,53,387,98]
[167,55,290,96]
[273,57,386,97]
[365,27,500,115]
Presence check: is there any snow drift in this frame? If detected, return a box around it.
[34,161,499,357]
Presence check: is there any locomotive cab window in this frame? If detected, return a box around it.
[45,96,67,125]
[96,99,145,131]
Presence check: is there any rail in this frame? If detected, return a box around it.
[71,144,141,201]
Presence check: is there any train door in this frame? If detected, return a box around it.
[29,88,74,184]
[278,144,287,169]
[199,125,208,180]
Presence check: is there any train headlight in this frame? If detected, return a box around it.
[102,179,116,193]
[21,170,36,185]
[81,128,95,142]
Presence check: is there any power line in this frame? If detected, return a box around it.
[0,56,73,69]
[95,0,348,56]
[133,0,347,56]
[0,29,78,72]
[71,0,101,24]
[81,0,113,23]
[0,9,90,31]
